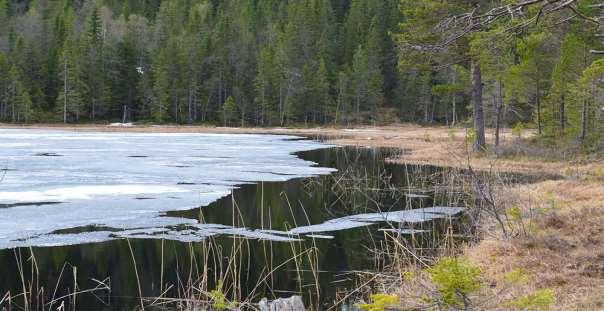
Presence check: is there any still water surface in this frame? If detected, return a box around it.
[0,130,465,310]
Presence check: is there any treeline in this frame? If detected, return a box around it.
[0,0,602,148]
[0,0,403,125]
[398,0,604,149]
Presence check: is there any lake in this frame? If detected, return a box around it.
[0,129,466,310]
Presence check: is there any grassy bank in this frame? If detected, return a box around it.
[318,125,603,310]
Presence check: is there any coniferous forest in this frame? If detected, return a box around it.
[0,0,602,148]
[1,2,604,309]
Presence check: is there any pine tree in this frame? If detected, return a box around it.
[0,52,9,121]
[56,38,85,123]
[0,0,8,34]
[82,5,106,120]
[506,31,556,135]
[546,33,585,138]
[431,65,469,126]
[568,59,604,145]
[222,95,236,127]
[471,28,515,147]
[15,81,33,123]
[152,49,170,123]
[6,65,19,122]
[351,44,383,123]
[316,58,332,123]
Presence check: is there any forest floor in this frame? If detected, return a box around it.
[4,123,603,309]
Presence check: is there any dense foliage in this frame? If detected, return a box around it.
[398,0,604,149]
[0,0,402,126]
[0,0,602,147]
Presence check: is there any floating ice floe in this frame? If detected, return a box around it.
[0,129,335,249]
[378,228,431,234]
[405,193,431,198]
[288,207,463,234]
[0,185,187,202]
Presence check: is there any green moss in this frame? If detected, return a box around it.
[357,294,399,311]
[402,271,415,281]
[506,206,522,221]
[506,289,555,310]
[503,268,530,285]
[208,281,236,310]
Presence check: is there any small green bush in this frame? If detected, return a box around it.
[426,257,482,307]
[357,294,399,311]
[465,128,476,146]
[208,281,235,310]
[506,288,555,310]
[512,122,525,138]
[506,206,522,221]
[503,268,529,285]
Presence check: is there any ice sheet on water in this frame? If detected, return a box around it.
[288,219,373,234]
[288,207,464,234]
[405,193,431,198]
[110,224,301,243]
[0,185,187,202]
[378,228,430,234]
[306,234,335,239]
[1,231,115,249]
[0,129,335,249]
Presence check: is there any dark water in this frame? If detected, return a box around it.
[0,146,474,310]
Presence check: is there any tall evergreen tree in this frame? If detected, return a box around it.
[546,33,586,137]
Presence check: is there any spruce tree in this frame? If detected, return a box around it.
[56,38,84,123]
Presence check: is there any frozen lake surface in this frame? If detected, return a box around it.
[0,129,336,249]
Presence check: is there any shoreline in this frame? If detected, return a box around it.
[3,124,603,309]
[2,123,601,178]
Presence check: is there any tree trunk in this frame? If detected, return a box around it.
[430,94,436,123]
[91,99,95,120]
[280,84,286,126]
[495,80,504,148]
[423,96,429,123]
[10,83,15,122]
[187,87,192,124]
[580,83,593,143]
[356,92,361,124]
[241,107,245,127]
[471,59,486,151]
[175,98,179,124]
[452,94,457,126]
[536,84,542,135]
[335,80,342,125]
[63,61,67,124]
[580,98,588,143]
[559,94,565,131]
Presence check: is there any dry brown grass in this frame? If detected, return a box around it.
[463,179,604,310]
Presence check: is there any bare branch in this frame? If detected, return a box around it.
[428,0,599,50]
